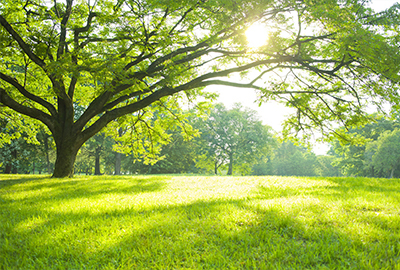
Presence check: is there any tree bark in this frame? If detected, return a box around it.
[114,127,123,175]
[227,153,233,175]
[390,167,396,178]
[94,147,101,175]
[115,152,122,175]
[4,164,11,174]
[52,141,80,178]
[43,134,52,174]
[11,150,17,174]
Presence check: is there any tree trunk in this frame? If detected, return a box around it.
[43,135,52,174]
[214,161,218,175]
[94,147,101,175]
[11,150,18,174]
[4,164,11,174]
[52,143,80,178]
[114,127,123,175]
[227,153,233,175]
[115,152,122,175]
[390,167,395,178]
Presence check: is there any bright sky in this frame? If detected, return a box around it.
[210,0,399,155]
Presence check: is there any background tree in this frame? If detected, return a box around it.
[196,103,275,175]
[124,130,200,174]
[330,116,398,177]
[270,141,317,176]
[36,129,55,174]
[113,128,124,175]
[314,155,341,177]
[0,114,53,174]
[1,0,399,177]
[369,129,400,178]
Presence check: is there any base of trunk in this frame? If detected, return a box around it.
[52,146,79,178]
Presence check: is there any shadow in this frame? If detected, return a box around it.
[254,176,400,200]
[0,176,399,269]
[0,175,51,189]
[310,177,400,199]
[0,175,166,202]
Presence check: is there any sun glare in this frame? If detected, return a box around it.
[245,22,268,48]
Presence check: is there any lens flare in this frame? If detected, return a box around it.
[245,22,268,48]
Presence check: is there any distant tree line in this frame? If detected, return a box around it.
[329,115,400,178]
[1,106,399,178]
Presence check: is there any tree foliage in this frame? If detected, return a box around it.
[0,119,54,174]
[368,129,400,178]
[330,116,399,177]
[195,103,275,175]
[270,141,316,176]
[1,0,399,177]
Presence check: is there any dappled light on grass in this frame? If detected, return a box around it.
[1,175,400,269]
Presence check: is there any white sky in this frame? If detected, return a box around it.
[210,0,399,155]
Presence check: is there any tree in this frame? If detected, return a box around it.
[314,155,341,177]
[36,129,55,174]
[369,129,400,178]
[271,141,317,176]
[0,115,53,174]
[330,116,398,177]
[86,133,112,175]
[124,130,200,174]
[196,103,275,175]
[113,127,124,175]
[1,0,399,177]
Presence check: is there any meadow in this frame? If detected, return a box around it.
[0,174,399,269]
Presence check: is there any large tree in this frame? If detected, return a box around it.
[0,0,399,177]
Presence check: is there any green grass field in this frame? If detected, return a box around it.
[0,174,399,269]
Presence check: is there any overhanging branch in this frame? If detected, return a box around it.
[0,87,55,133]
[0,15,46,68]
[0,71,57,117]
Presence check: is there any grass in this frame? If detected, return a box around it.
[0,174,399,269]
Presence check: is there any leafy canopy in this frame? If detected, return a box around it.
[0,0,400,177]
[195,103,275,175]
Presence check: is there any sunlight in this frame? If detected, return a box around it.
[245,22,268,48]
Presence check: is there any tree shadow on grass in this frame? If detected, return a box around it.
[255,176,400,201]
[323,177,400,194]
[0,175,167,201]
[1,177,399,269]
[0,175,50,189]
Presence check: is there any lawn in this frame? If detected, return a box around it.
[0,174,399,269]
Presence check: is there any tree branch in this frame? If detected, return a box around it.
[103,89,153,111]
[0,15,46,68]
[0,71,57,117]
[0,87,55,133]
[57,0,73,59]
[169,5,195,35]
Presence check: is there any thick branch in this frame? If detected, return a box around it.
[103,89,153,111]
[193,56,295,84]
[0,88,55,133]
[79,86,176,142]
[57,0,73,59]
[294,57,353,77]
[0,15,46,68]
[169,5,195,35]
[74,12,98,34]
[0,71,57,117]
